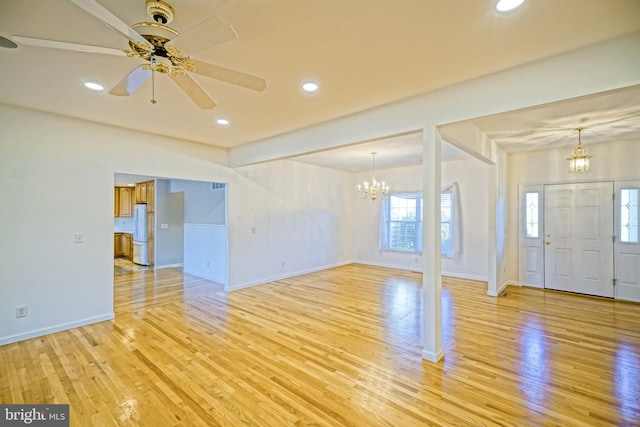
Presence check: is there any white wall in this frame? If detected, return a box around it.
[506,138,640,284]
[442,159,490,280]
[230,160,354,289]
[0,104,354,344]
[156,179,185,268]
[169,180,226,225]
[353,159,489,280]
[184,224,227,284]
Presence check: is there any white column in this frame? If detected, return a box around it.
[422,126,444,362]
[487,149,508,297]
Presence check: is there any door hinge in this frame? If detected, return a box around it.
[613,235,617,243]
[613,278,617,286]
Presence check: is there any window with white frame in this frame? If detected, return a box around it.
[380,185,459,257]
[383,193,423,252]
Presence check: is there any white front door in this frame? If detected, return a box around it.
[615,181,640,302]
[544,182,614,297]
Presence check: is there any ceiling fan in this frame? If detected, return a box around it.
[12,0,267,109]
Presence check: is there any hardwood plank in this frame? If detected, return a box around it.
[1,264,639,426]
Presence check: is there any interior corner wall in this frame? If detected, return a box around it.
[506,138,640,286]
[353,159,489,280]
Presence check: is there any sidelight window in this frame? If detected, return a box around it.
[620,188,639,243]
[525,191,540,238]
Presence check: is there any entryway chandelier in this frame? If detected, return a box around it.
[357,152,389,201]
[567,127,592,173]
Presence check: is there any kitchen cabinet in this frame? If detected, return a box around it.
[114,187,134,217]
[114,233,123,257]
[135,182,147,204]
[114,188,119,217]
[123,233,133,259]
[135,180,155,208]
[146,180,155,213]
[147,211,155,266]
[118,187,133,217]
[114,233,133,259]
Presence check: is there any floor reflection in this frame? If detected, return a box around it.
[382,277,422,345]
[615,340,640,422]
[518,318,549,407]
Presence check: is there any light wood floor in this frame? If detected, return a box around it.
[2,265,639,426]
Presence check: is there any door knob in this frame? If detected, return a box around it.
[546,240,551,245]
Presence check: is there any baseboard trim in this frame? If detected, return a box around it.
[0,313,115,346]
[422,348,445,363]
[155,263,184,270]
[182,268,226,286]
[228,260,353,291]
[487,280,518,297]
[352,259,423,273]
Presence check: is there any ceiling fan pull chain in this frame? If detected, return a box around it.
[150,58,157,104]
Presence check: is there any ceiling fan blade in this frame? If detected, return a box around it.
[191,60,267,92]
[170,73,217,109]
[109,66,151,96]
[166,16,237,54]
[12,36,126,56]
[70,0,148,45]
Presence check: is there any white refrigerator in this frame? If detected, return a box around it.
[133,204,150,265]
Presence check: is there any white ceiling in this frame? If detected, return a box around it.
[1,0,640,171]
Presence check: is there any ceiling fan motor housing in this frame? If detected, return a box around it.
[145,0,174,24]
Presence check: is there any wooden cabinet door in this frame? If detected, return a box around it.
[146,180,155,212]
[118,187,133,217]
[147,236,154,266]
[114,233,123,257]
[123,234,133,259]
[114,188,120,217]
[147,211,154,266]
[135,182,147,204]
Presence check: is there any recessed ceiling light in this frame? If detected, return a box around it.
[495,0,525,12]
[216,117,230,126]
[83,81,104,91]
[302,81,319,93]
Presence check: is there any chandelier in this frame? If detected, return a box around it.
[567,127,592,173]
[357,152,389,201]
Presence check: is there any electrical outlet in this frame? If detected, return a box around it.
[16,305,28,318]
[74,233,85,243]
